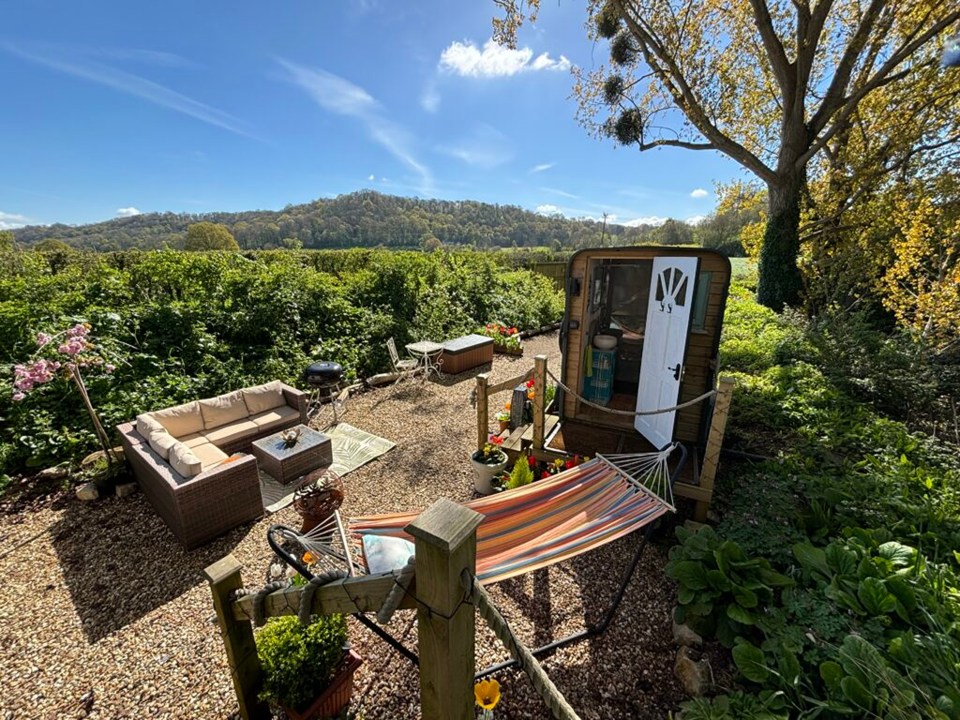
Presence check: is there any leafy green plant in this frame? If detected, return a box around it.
[666,526,793,647]
[256,614,348,711]
[506,453,534,489]
[676,690,788,720]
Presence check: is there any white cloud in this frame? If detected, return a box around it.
[2,42,255,138]
[685,215,706,226]
[116,207,141,217]
[690,188,710,199]
[368,174,375,181]
[621,216,668,227]
[536,204,563,216]
[437,124,512,169]
[277,59,432,192]
[439,39,570,78]
[0,211,30,230]
[530,162,555,174]
[539,186,578,200]
[421,80,440,113]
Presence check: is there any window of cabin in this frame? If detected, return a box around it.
[691,271,712,331]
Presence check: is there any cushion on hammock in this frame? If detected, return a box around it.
[361,535,416,575]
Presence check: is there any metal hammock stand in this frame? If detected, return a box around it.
[266,443,688,677]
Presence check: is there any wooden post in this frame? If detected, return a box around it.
[532,355,547,451]
[204,555,269,720]
[406,499,484,720]
[695,376,735,522]
[476,373,489,452]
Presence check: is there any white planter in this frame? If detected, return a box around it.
[470,453,508,495]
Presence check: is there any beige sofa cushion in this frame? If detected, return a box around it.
[154,401,205,437]
[204,420,259,447]
[136,413,165,439]
[250,405,300,431]
[177,432,209,449]
[242,380,286,415]
[170,442,203,477]
[191,442,229,470]
[199,390,248,429]
[147,430,178,460]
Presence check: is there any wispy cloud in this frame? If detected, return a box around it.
[539,186,578,200]
[0,211,31,230]
[93,48,194,68]
[686,215,706,225]
[690,188,710,199]
[276,58,432,192]
[437,124,512,169]
[421,79,440,113]
[439,39,570,78]
[116,207,141,217]
[530,162,555,174]
[1,42,255,138]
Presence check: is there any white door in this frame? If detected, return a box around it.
[635,256,699,448]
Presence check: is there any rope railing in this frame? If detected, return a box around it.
[546,367,716,417]
[462,569,582,720]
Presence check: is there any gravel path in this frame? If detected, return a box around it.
[0,332,685,719]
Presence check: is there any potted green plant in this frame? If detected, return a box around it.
[257,613,362,720]
[495,410,511,433]
[470,434,508,495]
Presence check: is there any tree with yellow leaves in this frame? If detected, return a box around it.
[494,0,960,312]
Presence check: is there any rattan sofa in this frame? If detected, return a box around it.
[117,381,307,549]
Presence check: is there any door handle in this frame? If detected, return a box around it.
[669,363,682,381]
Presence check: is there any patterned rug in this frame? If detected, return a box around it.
[260,423,395,513]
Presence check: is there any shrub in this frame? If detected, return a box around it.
[256,614,348,711]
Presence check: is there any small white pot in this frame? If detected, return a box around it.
[469,453,508,495]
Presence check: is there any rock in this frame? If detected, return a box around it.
[75,482,99,502]
[674,646,712,697]
[37,466,69,481]
[114,482,138,498]
[672,619,703,647]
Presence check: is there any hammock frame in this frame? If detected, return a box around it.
[266,443,689,674]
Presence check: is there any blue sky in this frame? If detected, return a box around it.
[0,0,743,231]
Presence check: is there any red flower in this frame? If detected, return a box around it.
[565,459,575,469]
[489,435,504,446]
[525,379,534,389]
[527,455,536,467]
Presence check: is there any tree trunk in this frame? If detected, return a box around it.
[757,175,804,311]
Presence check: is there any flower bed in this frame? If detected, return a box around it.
[479,323,523,356]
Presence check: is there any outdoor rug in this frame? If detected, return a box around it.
[260,423,396,513]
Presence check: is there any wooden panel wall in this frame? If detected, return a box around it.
[561,248,730,446]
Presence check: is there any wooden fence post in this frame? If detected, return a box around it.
[204,555,269,720]
[406,499,484,720]
[533,355,547,451]
[695,376,735,522]
[476,373,490,452]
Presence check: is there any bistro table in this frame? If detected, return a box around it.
[405,340,445,380]
[251,424,332,485]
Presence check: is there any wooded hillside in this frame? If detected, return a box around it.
[12,191,661,251]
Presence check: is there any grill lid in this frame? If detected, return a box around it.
[304,361,344,386]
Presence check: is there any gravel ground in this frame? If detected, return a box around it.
[0,332,686,719]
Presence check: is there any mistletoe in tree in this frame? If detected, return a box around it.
[12,323,119,467]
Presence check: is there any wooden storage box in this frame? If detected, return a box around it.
[440,334,494,374]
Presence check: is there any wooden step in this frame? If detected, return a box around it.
[520,414,560,448]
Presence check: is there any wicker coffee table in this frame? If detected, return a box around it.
[251,424,332,484]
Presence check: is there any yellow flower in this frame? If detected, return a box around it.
[302,551,317,564]
[474,679,501,710]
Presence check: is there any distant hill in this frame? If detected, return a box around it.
[12,190,658,252]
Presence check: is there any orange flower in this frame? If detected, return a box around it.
[504,401,511,410]
[474,679,501,710]
[302,551,317,564]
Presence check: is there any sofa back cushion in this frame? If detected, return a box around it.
[153,401,205,437]
[136,413,166,439]
[147,430,178,460]
[199,390,248,429]
[242,380,286,415]
[170,442,203,477]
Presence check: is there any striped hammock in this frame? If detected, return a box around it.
[348,450,675,584]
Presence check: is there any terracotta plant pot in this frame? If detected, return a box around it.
[281,648,363,720]
[497,419,510,433]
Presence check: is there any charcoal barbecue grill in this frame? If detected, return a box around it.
[303,361,345,421]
